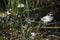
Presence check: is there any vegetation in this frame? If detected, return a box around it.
[0,0,60,40]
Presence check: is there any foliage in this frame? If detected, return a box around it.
[0,0,60,40]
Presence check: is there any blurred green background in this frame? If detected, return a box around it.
[0,0,60,40]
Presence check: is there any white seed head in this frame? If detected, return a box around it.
[30,32,36,39]
[6,11,11,15]
[41,15,54,24]
[31,32,36,36]
[18,15,20,17]
[18,3,24,8]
